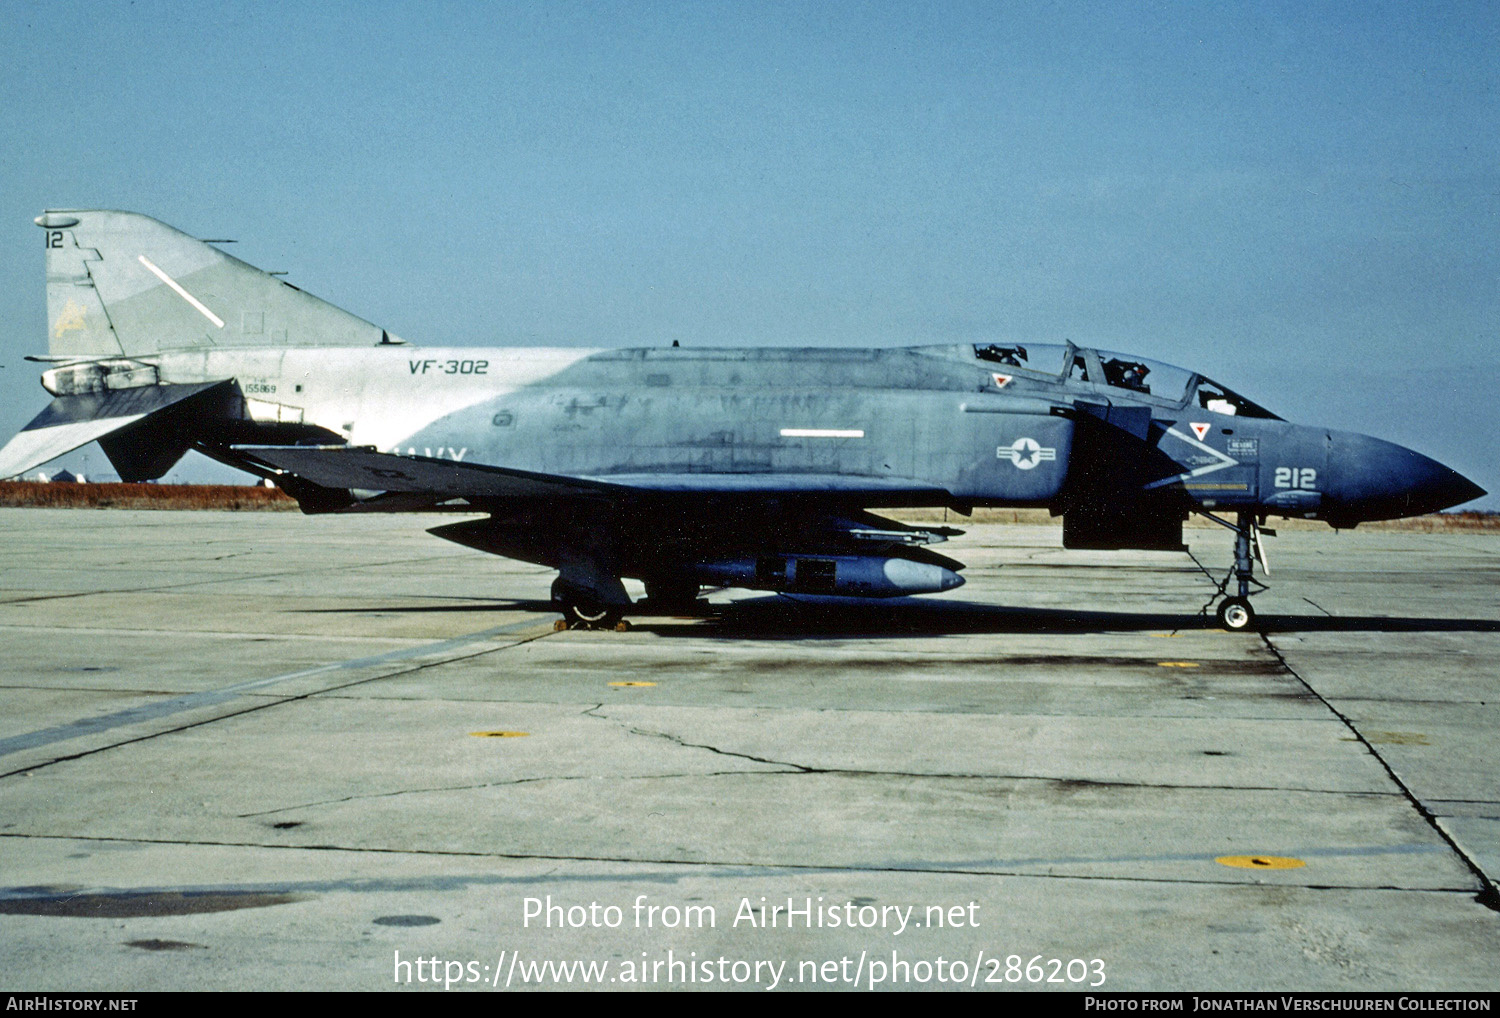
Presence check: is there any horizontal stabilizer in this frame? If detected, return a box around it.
[0,381,229,479]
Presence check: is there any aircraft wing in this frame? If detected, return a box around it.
[233,445,614,499]
[232,445,949,502]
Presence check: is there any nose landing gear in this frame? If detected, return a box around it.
[1198,511,1272,631]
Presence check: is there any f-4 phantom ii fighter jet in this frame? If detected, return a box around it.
[3,211,1485,629]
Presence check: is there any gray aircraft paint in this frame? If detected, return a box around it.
[3,210,1485,626]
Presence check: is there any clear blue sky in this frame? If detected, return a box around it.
[2,1,1495,505]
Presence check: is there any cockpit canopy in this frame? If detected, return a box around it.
[973,342,1280,419]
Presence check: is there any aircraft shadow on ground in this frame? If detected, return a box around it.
[636,599,1500,639]
[300,597,1500,639]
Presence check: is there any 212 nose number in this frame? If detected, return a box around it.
[1274,467,1317,489]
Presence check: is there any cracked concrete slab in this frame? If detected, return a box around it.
[353,630,1329,721]
[0,510,1496,991]
[0,837,1491,992]
[592,703,1397,791]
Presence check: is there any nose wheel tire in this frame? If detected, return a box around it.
[1216,596,1255,631]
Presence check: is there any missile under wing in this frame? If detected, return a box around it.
[3,210,1484,629]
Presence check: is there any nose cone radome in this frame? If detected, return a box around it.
[1327,432,1486,523]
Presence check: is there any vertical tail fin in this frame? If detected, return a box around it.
[38,209,395,358]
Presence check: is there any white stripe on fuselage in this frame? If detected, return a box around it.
[779,428,865,438]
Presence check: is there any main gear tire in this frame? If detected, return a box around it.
[552,579,625,630]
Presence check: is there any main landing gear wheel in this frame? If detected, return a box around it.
[551,579,624,630]
[1216,596,1254,631]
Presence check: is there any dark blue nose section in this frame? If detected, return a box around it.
[1326,432,1486,523]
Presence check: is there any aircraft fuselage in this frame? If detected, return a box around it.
[66,343,1473,528]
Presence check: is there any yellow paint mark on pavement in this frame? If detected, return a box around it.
[1157,661,1200,668]
[470,731,529,738]
[608,681,657,687]
[1365,731,1431,745]
[1216,855,1305,870]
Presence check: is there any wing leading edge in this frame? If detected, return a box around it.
[231,445,952,503]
